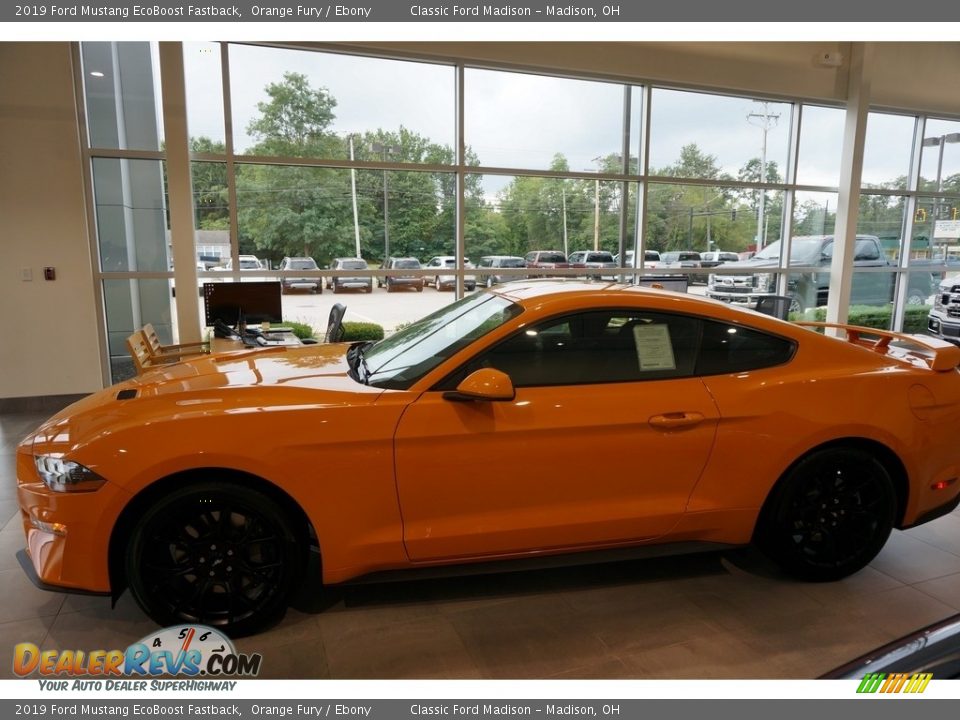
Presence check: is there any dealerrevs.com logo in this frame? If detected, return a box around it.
[857,672,933,694]
[13,625,262,688]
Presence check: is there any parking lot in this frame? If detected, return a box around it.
[210,281,712,337]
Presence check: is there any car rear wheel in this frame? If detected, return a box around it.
[333,281,341,294]
[755,447,896,582]
[125,482,301,637]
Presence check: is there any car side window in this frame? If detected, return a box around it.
[696,320,796,375]
[450,310,700,388]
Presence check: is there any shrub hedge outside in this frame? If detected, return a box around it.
[281,320,315,340]
[341,321,385,341]
[792,305,931,334]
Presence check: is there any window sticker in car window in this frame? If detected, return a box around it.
[633,323,677,371]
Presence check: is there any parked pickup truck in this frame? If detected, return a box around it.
[706,234,934,314]
[928,276,960,345]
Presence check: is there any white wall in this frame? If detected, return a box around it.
[0,42,103,399]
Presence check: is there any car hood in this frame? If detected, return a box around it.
[22,343,382,455]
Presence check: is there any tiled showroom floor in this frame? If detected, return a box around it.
[3,409,960,680]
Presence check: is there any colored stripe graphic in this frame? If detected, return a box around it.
[857,672,932,694]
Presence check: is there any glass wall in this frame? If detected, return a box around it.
[79,42,960,382]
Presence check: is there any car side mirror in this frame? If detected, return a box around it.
[443,368,515,402]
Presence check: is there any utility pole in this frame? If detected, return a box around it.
[747,103,780,251]
[370,141,401,260]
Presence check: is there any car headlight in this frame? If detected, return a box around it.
[34,456,106,493]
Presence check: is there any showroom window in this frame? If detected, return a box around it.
[78,42,958,383]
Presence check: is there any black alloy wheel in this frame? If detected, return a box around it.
[756,447,896,582]
[125,482,301,637]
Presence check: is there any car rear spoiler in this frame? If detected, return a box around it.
[796,321,960,372]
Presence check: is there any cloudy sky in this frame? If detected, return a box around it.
[178,41,958,198]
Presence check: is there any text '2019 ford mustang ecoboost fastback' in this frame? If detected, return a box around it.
[16,282,960,635]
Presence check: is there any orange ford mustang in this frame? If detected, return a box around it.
[16,282,960,635]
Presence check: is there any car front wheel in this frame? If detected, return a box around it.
[125,481,302,637]
[755,447,896,582]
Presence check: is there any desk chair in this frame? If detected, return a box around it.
[126,331,181,375]
[754,295,793,321]
[143,323,210,359]
[324,303,347,343]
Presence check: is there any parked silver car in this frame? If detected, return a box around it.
[326,258,372,293]
[425,256,477,291]
[476,255,527,287]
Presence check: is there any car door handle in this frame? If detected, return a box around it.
[649,412,705,430]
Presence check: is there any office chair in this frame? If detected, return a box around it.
[754,295,793,321]
[323,303,347,343]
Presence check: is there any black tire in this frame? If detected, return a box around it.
[906,289,927,306]
[333,281,341,294]
[125,481,302,637]
[755,447,896,582]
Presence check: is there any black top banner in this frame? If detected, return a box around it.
[6,0,960,22]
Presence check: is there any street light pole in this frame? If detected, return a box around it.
[348,135,361,258]
[748,103,780,252]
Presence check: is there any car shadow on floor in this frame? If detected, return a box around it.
[290,546,787,615]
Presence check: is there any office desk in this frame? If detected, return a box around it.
[210,332,302,354]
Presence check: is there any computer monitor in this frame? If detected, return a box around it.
[203,282,283,327]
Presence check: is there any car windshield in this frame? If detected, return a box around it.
[587,253,613,262]
[288,260,317,270]
[753,238,823,263]
[363,294,523,390]
[502,258,525,268]
[239,260,260,269]
[396,259,420,269]
[539,253,566,263]
[342,260,366,270]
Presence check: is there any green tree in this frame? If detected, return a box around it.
[189,137,229,230]
[247,72,338,156]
